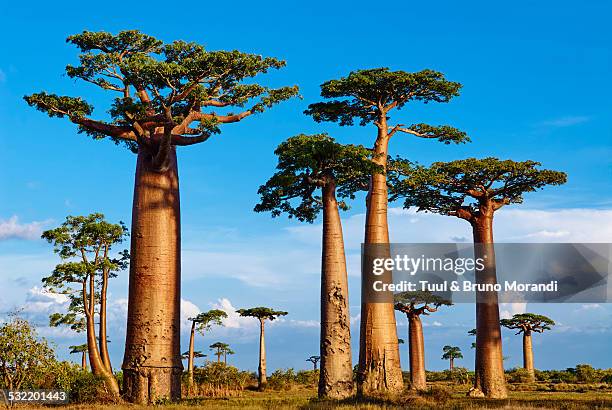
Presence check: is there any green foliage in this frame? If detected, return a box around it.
[25,30,298,153]
[236,307,288,321]
[394,291,452,316]
[501,313,555,334]
[255,134,382,222]
[69,343,88,354]
[0,314,55,390]
[507,368,536,383]
[441,345,463,361]
[190,309,228,334]
[390,157,567,218]
[193,362,255,394]
[41,213,129,335]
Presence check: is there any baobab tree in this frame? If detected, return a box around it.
[41,214,129,396]
[255,134,381,398]
[307,355,321,370]
[69,344,88,370]
[221,345,235,365]
[209,342,229,363]
[305,68,468,394]
[237,307,287,390]
[442,346,463,370]
[187,310,227,386]
[390,157,566,398]
[469,329,477,350]
[182,350,206,363]
[394,291,451,390]
[500,313,555,381]
[24,30,297,403]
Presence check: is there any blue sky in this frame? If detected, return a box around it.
[0,0,611,373]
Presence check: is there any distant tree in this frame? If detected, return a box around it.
[397,339,405,345]
[394,291,451,390]
[221,346,235,365]
[209,342,229,363]
[25,30,297,404]
[237,307,287,390]
[500,313,555,381]
[69,344,88,369]
[255,134,380,398]
[187,310,227,386]
[442,346,463,371]
[307,355,321,370]
[0,315,55,390]
[390,157,566,398]
[468,329,476,350]
[182,350,206,362]
[306,68,468,395]
[41,213,128,395]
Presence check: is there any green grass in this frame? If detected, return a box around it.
[18,384,612,409]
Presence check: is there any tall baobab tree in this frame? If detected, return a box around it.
[237,307,287,390]
[389,157,566,398]
[220,345,235,365]
[42,214,129,396]
[255,134,381,398]
[24,30,297,403]
[209,342,229,363]
[442,346,463,370]
[305,68,468,395]
[307,355,321,371]
[394,291,451,390]
[187,310,227,386]
[500,313,555,381]
[69,344,88,370]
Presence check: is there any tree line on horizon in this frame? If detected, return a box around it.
[23,29,567,403]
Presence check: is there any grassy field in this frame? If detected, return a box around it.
[16,384,612,410]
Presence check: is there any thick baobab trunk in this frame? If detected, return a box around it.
[99,269,112,372]
[258,319,267,390]
[122,146,182,404]
[408,314,427,390]
[472,213,507,399]
[318,181,354,399]
[523,331,535,381]
[188,321,196,387]
[82,351,87,370]
[358,123,403,395]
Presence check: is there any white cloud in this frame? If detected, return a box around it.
[0,216,47,240]
[181,298,202,330]
[210,298,256,330]
[499,302,527,319]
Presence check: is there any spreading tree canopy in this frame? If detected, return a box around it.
[500,313,555,335]
[394,291,452,316]
[236,307,288,321]
[24,30,299,166]
[189,310,228,334]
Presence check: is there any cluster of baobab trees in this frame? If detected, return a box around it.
[26,29,566,403]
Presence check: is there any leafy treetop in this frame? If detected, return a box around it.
[254,134,383,222]
[394,291,452,317]
[24,30,298,165]
[500,313,555,335]
[69,344,88,354]
[441,345,463,360]
[182,351,206,359]
[389,157,567,222]
[304,68,468,144]
[189,309,228,334]
[236,307,288,322]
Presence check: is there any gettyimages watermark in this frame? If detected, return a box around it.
[362,243,612,303]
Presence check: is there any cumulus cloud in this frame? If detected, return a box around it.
[499,302,527,319]
[0,216,48,241]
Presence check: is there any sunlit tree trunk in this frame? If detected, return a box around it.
[318,180,353,399]
[83,281,120,395]
[472,212,507,399]
[82,351,87,370]
[188,321,196,387]
[99,268,112,372]
[122,146,182,404]
[258,319,267,390]
[523,330,535,381]
[408,314,427,390]
[359,119,403,395]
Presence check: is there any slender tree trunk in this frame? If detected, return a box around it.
[82,351,87,370]
[358,120,403,395]
[224,352,227,365]
[122,146,182,404]
[318,180,354,399]
[472,213,507,399]
[450,358,454,371]
[408,314,427,390]
[258,319,267,390]
[523,331,535,381]
[83,282,120,395]
[99,268,113,373]
[188,321,196,387]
